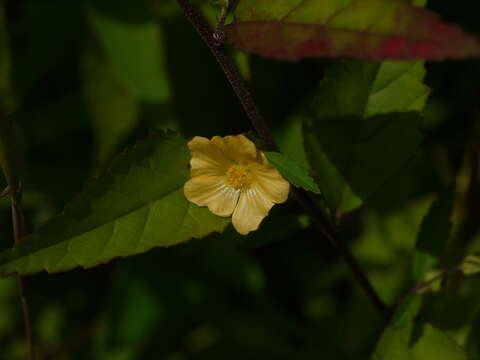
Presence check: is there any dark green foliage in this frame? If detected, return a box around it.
[305,112,423,212]
[412,188,454,281]
[373,322,467,360]
[0,131,229,275]
[0,0,479,359]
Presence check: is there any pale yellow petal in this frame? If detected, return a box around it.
[211,134,257,163]
[232,184,274,235]
[255,153,290,204]
[188,136,232,177]
[184,175,239,217]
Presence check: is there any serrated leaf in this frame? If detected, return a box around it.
[264,151,320,194]
[304,36,430,212]
[225,0,480,61]
[412,188,454,281]
[87,9,171,103]
[372,322,467,360]
[304,112,423,212]
[315,60,430,119]
[0,131,230,276]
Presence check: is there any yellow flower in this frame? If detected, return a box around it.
[184,135,290,235]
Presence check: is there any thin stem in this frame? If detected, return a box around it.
[175,0,277,151]
[175,0,391,320]
[17,275,34,359]
[11,190,25,241]
[1,1,35,355]
[11,191,35,359]
[294,190,391,318]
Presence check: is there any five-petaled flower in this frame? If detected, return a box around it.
[184,135,290,235]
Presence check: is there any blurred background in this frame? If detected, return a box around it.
[1,0,480,359]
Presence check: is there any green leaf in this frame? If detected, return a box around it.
[300,0,430,211]
[305,56,429,213]
[273,115,309,170]
[264,151,320,194]
[372,322,467,360]
[87,9,171,103]
[0,131,229,276]
[412,188,454,281]
[315,60,430,119]
[226,0,480,61]
[83,45,139,166]
[0,1,21,188]
[304,112,423,212]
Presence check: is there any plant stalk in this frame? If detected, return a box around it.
[175,0,278,152]
[11,191,35,359]
[0,0,35,351]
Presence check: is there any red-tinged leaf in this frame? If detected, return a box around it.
[225,0,480,61]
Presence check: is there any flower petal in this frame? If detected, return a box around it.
[184,175,239,217]
[232,184,274,235]
[255,153,290,204]
[188,136,232,177]
[211,134,258,163]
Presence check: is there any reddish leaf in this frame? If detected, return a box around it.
[225,0,480,61]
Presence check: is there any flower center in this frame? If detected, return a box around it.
[226,163,254,189]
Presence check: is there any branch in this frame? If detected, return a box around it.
[0,0,35,351]
[175,0,277,151]
[0,99,35,360]
[293,190,391,319]
[175,0,391,321]
[11,189,35,360]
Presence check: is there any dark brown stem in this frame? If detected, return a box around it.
[11,190,26,241]
[17,275,34,359]
[11,191,35,359]
[175,0,277,151]
[1,1,35,355]
[294,190,391,319]
[175,0,391,320]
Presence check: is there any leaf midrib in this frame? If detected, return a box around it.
[228,20,449,44]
